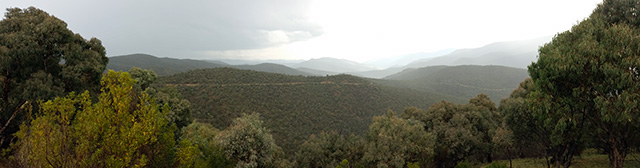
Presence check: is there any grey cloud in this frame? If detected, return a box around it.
[6,0,322,58]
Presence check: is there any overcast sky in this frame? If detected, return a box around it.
[3,0,602,62]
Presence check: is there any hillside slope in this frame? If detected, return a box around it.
[232,63,313,76]
[155,68,457,154]
[107,54,227,76]
[107,54,312,76]
[383,65,529,102]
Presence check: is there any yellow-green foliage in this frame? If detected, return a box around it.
[336,159,350,168]
[176,139,201,168]
[176,121,232,168]
[13,71,174,167]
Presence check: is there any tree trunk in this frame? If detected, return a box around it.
[608,144,627,168]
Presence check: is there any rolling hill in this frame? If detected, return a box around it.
[232,63,313,76]
[154,68,458,154]
[107,53,228,76]
[382,65,529,103]
[107,54,312,76]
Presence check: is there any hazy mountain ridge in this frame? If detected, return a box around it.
[381,65,529,103]
[405,36,550,69]
[107,36,550,79]
[293,57,377,73]
[342,37,549,78]
[364,49,456,68]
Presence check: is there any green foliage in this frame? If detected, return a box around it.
[177,121,232,168]
[499,78,547,158]
[402,94,501,167]
[13,71,174,167]
[454,160,471,168]
[130,67,192,129]
[147,86,192,129]
[129,67,158,91]
[0,7,108,148]
[528,1,640,167]
[214,113,281,168]
[176,139,201,168]
[295,131,365,168]
[336,159,349,168]
[592,0,640,26]
[485,162,507,168]
[491,126,515,167]
[155,68,447,154]
[362,111,434,168]
[405,162,420,168]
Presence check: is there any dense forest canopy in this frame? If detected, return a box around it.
[154,68,453,154]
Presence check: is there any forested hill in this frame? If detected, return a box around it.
[154,67,457,154]
[107,54,228,76]
[381,65,529,103]
[107,54,312,76]
[232,63,313,76]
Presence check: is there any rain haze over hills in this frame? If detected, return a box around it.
[5,0,600,71]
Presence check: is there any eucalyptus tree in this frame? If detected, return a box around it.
[529,0,640,167]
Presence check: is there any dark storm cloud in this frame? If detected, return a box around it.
[4,0,322,57]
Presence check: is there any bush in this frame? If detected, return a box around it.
[454,160,472,168]
[485,162,507,168]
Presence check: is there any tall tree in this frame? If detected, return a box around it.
[529,0,640,167]
[468,94,501,163]
[214,113,282,168]
[294,131,365,168]
[499,79,547,159]
[402,94,501,168]
[363,111,434,168]
[176,121,231,168]
[0,7,108,148]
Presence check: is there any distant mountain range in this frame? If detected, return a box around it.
[292,57,376,73]
[346,36,549,78]
[364,49,456,68]
[107,36,550,79]
[106,53,528,101]
[404,36,551,69]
